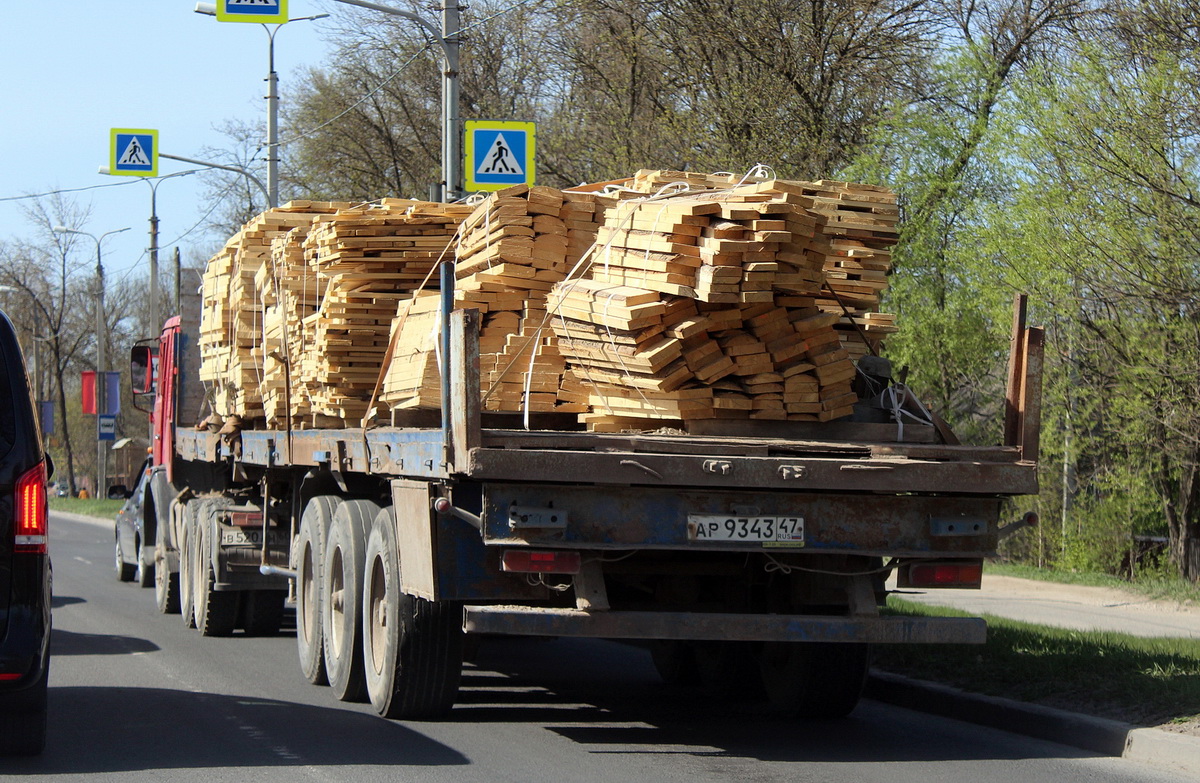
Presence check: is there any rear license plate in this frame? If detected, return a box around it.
[221,528,286,547]
[687,515,805,545]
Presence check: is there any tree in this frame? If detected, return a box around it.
[1002,21,1200,578]
[844,0,1096,441]
[0,195,99,496]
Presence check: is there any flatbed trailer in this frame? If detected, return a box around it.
[128,300,1043,720]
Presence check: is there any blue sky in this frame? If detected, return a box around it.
[0,1,342,288]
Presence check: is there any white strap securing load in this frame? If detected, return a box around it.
[879,384,935,442]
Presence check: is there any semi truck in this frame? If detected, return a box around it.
[119,276,1043,720]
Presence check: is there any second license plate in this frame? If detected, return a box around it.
[687,515,805,545]
[221,528,286,547]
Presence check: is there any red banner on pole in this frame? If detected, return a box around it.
[81,370,97,415]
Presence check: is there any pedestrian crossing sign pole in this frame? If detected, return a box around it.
[216,0,288,24]
[110,129,158,177]
[464,120,535,192]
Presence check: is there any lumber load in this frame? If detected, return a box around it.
[299,200,472,424]
[386,185,604,414]
[549,176,902,430]
[200,171,902,432]
[377,291,443,408]
[617,172,901,371]
[201,199,471,427]
[199,202,350,420]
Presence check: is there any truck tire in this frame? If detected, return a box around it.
[180,501,198,628]
[115,536,135,582]
[296,495,342,685]
[758,641,870,718]
[154,536,180,614]
[240,589,287,636]
[195,506,239,637]
[362,506,464,720]
[322,499,379,702]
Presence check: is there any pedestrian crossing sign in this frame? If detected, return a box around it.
[217,0,288,24]
[465,120,535,192]
[110,128,158,177]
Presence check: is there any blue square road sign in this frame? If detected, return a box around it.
[465,120,536,192]
[110,128,158,177]
[218,0,288,23]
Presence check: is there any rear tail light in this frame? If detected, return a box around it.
[901,561,982,589]
[501,549,582,574]
[14,460,48,554]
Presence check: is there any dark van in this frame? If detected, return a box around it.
[0,307,51,755]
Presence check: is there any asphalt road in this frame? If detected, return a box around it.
[1,513,1192,782]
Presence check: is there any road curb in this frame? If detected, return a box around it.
[867,670,1198,775]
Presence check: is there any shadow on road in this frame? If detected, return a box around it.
[51,628,160,656]
[4,686,466,775]
[51,595,86,609]
[455,636,1100,765]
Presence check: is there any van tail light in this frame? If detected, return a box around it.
[900,560,982,589]
[501,550,581,574]
[14,461,48,554]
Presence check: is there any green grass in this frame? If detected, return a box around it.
[49,496,123,520]
[988,561,1200,605]
[876,599,1200,727]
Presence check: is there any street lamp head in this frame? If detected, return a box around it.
[194,2,217,16]
[98,165,111,175]
[52,226,77,235]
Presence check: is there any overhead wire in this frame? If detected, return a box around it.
[0,179,141,204]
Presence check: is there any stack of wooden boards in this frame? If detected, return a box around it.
[199,171,900,431]
[615,170,900,360]
[380,185,611,414]
[200,202,347,421]
[548,179,873,429]
[200,199,472,426]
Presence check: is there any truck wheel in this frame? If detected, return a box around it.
[0,658,48,756]
[195,508,239,637]
[323,499,379,702]
[758,641,870,718]
[180,501,199,628]
[154,536,180,614]
[362,506,464,719]
[241,590,287,636]
[296,495,342,685]
[115,536,136,582]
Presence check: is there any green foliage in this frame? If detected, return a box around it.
[49,496,123,519]
[878,599,1200,725]
[989,562,1200,604]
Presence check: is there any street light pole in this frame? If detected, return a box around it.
[99,167,196,333]
[52,226,130,497]
[441,0,461,201]
[195,4,329,208]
